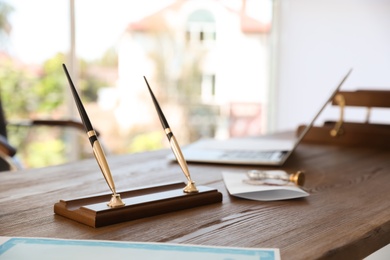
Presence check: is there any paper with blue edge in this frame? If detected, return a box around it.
[0,237,280,260]
[223,171,309,201]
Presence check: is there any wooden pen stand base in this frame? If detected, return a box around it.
[54,182,222,228]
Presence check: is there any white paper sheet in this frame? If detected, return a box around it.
[223,171,309,201]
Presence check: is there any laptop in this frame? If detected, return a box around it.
[169,69,353,166]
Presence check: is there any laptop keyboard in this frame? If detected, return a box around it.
[218,150,283,160]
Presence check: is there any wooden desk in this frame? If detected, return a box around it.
[1,138,390,259]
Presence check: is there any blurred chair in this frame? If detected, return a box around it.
[297,89,390,148]
[0,97,18,171]
[0,97,98,172]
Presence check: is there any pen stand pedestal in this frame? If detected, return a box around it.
[54,181,222,228]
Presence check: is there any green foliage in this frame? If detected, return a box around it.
[96,47,118,67]
[0,53,67,118]
[35,53,67,112]
[77,60,110,102]
[23,139,66,168]
[0,1,13,44]
[0,51,111,168]
[0,52,112,117]
[127,131,164,153]
[0,60,37,117]
[78,76,104,102]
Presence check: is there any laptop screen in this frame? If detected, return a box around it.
[280,68,353,164]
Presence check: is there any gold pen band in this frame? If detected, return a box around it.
[165,128,172,135]
[87,130,97,137]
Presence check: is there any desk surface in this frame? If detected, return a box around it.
[1,137,390,259]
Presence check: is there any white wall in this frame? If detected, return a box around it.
[271,0,390,132]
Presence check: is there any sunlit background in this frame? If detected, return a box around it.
[1,0,273,168]
[1,0,390,170]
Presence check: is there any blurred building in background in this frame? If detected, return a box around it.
[1,0,272,167]
[103,0,271,145]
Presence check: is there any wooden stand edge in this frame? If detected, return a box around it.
[298,121,390,148]
[54,181,223,228]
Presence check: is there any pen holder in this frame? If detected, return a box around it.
[54,181,222,228]
[107,194,125,208]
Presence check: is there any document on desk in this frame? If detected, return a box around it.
[0,237,280,260]
[223,171,309,201]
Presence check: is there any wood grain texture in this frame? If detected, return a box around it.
[1,138,390,259]
[54,182,222,227]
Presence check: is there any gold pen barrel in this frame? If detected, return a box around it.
[92,140,125,207]
[169,135,198,193]
[92,140,116,194]
[88,130,117,195]
[170,136,190,181]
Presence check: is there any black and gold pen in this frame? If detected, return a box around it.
[143,76,198,193]
[63,64,124,207]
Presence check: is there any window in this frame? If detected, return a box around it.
[2,0,273,167]
[186,9,216,46]
[201,74,216,102]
